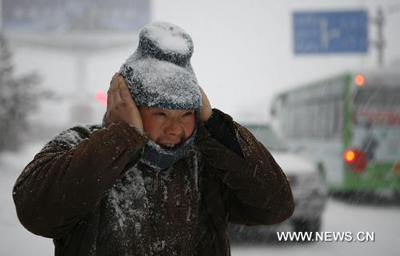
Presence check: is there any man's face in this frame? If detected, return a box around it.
[139,106,196,149]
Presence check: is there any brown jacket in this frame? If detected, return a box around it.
[13,112,294,256]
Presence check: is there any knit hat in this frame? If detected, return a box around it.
[120,21,201,111]
[119,21,201,170]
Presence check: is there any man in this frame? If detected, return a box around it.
[13,21,294,256]
[362,122,379,161]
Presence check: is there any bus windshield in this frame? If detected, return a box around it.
[353,86,400,126]
[352,86,400,163]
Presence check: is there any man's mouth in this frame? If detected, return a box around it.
[159,141,183,151]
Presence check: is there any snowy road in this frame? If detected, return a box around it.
[1,143,399,256]
[232,198,400,256]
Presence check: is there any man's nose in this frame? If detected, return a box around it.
[165,120,183,137]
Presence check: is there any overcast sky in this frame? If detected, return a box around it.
[10,0,400,125]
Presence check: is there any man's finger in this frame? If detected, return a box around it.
[109,74,122,105]
[107,74,118,95]
[111,73,118,83]
[107,74,117,109]
[198,86,212,121]
[118,76,134,103]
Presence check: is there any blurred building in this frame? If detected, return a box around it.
[0,0,149,139]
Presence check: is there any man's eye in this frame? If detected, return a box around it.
[153,112,166,116]
[184,112,194,116]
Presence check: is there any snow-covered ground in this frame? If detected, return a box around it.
[0,142,53,256]
[1,142,399,256]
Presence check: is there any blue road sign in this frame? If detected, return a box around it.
[293,10,368,54]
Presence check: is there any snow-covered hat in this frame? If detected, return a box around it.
[120,21,201,110]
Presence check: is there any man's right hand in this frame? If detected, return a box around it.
[105,73,144,133]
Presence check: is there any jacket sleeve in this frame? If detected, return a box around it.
[196,109,294,226]
[12,122,147,238]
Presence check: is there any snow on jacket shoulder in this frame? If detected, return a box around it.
[13,122,147,238]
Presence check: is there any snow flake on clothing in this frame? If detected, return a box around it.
[104,151,202,255]
[108,166,149,233]
[50,124,100,149]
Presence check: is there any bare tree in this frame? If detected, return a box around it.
[0,33,42,152]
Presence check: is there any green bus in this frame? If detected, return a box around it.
[271,68,400,198]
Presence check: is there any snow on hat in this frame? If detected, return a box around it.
[120,21,201,110]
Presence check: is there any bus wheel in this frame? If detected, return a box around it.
[292,218,321,240]
[393,191,400,205]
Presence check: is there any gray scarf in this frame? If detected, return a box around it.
[139,129,196,170]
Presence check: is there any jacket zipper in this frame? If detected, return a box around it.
[153,169,161,247]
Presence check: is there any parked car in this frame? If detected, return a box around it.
[229,124,328,242]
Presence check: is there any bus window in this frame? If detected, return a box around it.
[354,87,400,111]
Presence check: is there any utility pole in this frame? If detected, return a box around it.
[0,0,3,31]
[372,6,385,68]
